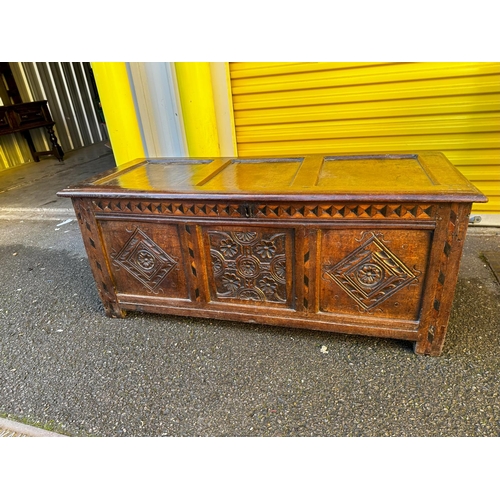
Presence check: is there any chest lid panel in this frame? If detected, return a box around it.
[58,152,487,204]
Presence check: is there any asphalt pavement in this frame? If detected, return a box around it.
[0,144,499,437]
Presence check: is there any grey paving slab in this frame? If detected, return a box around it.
[0,417,65,437]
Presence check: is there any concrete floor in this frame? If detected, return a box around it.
[0,141,115,216]
[0,143,115,437]
[0,143,499,437]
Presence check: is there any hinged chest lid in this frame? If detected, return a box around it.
[58,152,488,203]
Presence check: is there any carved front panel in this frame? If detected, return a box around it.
[204,226,294,308]
[98,220,189,299]
[320,229,432,320]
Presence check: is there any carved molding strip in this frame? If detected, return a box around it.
[425,204,464,348]
[255,204,434,219]
[303,248,310,309]
[76,202,109,294]
[93,200,242,217]
[73,199,123,317]
[93,200,434,220]
[185,225,201,301]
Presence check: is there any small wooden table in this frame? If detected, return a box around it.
[58,153,487,355]
[0,100,64,162]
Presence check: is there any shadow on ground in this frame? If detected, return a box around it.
[0,220,499,436]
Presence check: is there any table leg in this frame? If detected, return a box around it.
[21,130,40,162]
[45,125,64,161]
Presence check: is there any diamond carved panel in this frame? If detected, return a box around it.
[113,228,177,292]
[323,233,417,311]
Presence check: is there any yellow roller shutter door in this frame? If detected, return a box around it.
[229,62,500,215]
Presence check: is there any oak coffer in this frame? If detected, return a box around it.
[58,153,487,356]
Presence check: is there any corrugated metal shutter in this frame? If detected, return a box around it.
[0,62,103,170]
[229,62,500,215]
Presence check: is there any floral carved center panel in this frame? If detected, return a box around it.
[208,230,287,303]
[322,233,417,310]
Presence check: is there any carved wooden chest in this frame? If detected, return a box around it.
[58,153,487,355]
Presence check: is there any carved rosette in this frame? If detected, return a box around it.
[208,230,287,303]
[323,233,417,311]
[113,228,177,292]
[357,263,384,287]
